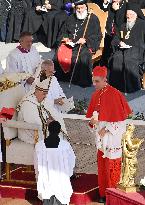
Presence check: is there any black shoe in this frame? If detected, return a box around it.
[99,197,106,203]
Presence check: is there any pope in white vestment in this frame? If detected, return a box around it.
[17,78,67,144]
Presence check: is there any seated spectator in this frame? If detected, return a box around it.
[35,120,76,205]
[100,0,127,66]
[0,0,11,42]
[22,0,44,43]
[5,0,29,43]
[6,32,41,92]
[23,0,63,47]
[54,0,102,87]
[109,3,145,93]
[51,0,75,48]
[17,78,67,144]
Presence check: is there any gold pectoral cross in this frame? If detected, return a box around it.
[125,31,130,39]
[120,30,130,40]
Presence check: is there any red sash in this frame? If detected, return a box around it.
[57,44,72,73]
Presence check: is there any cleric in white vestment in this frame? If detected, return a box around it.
[35,121,76,205]
[6,32,41,92]
[27,60,74,112]
[31,60,65,107]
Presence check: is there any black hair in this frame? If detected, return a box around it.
[20,31,32,39]
[48,121,61,134]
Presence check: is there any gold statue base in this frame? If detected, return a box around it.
[117,184,139,193]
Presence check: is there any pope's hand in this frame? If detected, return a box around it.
[54,98,64,105]
[26,77,35,85]
[77,38,86,45]
[98,127,108,138]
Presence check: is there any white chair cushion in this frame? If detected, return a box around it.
[6,139,34,165]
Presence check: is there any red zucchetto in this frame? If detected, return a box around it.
[92,66,107,77]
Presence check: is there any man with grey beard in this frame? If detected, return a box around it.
[54,0,102,88]
[109,2,145,93]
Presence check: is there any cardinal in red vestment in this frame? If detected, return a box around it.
[86,66,132,203]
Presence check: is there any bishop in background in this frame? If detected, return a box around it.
[54,0,102,88]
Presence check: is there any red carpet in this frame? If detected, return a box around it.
[0,167,98,204]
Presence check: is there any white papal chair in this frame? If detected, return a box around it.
[0,84,40,184]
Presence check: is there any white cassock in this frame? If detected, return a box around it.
[6,46,41,92]
[35,136,76,204]
[17,93,67,144]
[95,121,126,159]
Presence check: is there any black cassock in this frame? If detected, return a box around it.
[22,0,43,38]
[41,0,63,48]
[6,0,28,43]
[0,0,11,41]
[51,0,74,48]
[54,13,102,87]
[23,0,63,47]
[101,0,127,66]
[128,0,145,9]
[109,18,145,93]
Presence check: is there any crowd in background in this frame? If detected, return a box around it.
[1,0,145,92]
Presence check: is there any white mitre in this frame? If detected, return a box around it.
[35,78,51,92]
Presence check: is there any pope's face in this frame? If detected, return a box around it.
[92,76,106,90]
[126,10,137,22]
[35,89,48,103]
[20,36,33,50]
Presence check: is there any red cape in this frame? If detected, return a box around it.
[86,85,132,122]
